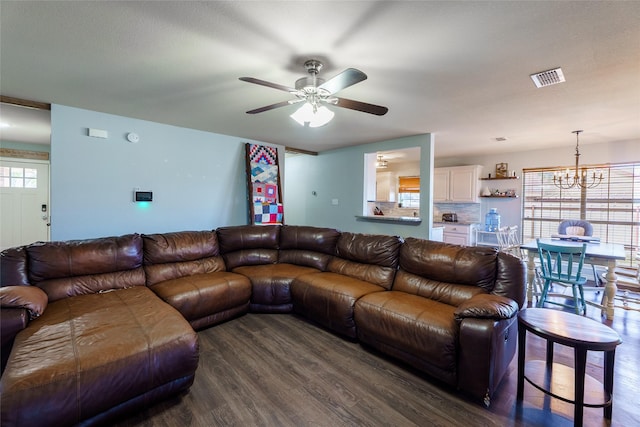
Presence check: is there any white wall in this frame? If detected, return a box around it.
[50,104,279,240]
[284,134,436,239]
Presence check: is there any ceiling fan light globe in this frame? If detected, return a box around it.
[309,105,334,127]
[290,103,334,127]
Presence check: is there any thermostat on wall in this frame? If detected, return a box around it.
[134,191,153,202]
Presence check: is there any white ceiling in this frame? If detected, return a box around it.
[1,1,639,158]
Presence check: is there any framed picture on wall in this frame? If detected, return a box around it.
[495,162,508,178]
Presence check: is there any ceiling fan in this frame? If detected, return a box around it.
[239,59,388,127]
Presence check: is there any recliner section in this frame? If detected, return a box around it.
[292,232,402,339]
[142,230,251,330]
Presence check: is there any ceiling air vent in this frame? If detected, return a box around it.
[530,67,565,88]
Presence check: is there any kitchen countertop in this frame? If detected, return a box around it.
[356,215,422,224]
[433,221,481,226]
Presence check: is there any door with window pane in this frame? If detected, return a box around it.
[0,159,50,249]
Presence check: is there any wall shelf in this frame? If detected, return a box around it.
[481,195,519,198]
[480,176,519,180]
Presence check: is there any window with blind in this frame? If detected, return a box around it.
[398,176,420,208]
[521,162,640,266]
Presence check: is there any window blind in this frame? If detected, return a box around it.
[398,176,420,193]
[521,162,640,266]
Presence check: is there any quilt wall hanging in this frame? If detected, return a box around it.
[245,143,284,225]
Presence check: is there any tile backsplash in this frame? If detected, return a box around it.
[433,203,482,223]
[367,202,420,218]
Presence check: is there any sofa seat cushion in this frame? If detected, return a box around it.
[233,264,320,313]
[355,291,458,385]
[0,286,199,427]
[149,271,251,327]
[291,272,386,339]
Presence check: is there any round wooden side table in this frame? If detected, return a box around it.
[516,308,622,427]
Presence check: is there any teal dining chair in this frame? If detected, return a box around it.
[558,219,602,286]
[536,238,588,315]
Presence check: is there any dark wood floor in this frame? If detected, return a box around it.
[114,295,639,427]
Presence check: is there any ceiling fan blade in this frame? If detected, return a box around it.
[334,97,388,116]
[246,100,295,114]
[239,77,296,93]
[318,68,367,94]
[246,99,305,114]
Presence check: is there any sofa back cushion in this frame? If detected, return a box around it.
[142,230,226,286]
[26,234,145,301]
[392,270,488,306]
[327,232,402,289]
[278,225,340,270]
[217,225,280,270]
[395,238,497,301]
[1,246,30,287]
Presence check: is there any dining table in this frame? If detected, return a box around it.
[520,238,626,320]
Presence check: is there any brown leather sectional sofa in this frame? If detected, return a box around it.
[0,224,526,426]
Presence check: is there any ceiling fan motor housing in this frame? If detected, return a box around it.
[295,76,326,91]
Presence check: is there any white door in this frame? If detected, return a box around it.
[0,159,50,250]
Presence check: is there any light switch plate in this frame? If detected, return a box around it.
[88,128,108,138]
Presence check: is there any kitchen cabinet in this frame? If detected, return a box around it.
[434,165,482,203]
[376,171,396,202]
[431,226,444,242]
[440,223,477,246]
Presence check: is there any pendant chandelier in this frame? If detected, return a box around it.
[553,130,603,189]
[376,155,388,169]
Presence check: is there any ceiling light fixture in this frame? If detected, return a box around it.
[289,61,335,127]
[553,130,603,189]
[376,155,388,169]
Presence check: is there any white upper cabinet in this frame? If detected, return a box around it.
[433,165,482,203]
[376,171,396,202]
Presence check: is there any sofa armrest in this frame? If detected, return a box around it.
[457,315,518,406]
[0,285,48,319]
[454,293,519,321]
[1,307,29,348]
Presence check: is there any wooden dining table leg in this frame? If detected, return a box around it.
[602,259,618,320]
